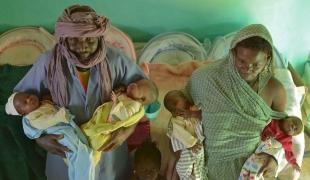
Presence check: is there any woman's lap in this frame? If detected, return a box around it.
[207,157,247,180]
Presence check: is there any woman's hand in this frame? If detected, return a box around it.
[257,153,278,177]
[176,109,201,120]
[99,124,137,152]
[35,134,71,158]
[190,143,202,153]
[292,163,301,172]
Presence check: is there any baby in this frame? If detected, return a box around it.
[240,116,303,179]
[132,141,165,180]
[163,90,207,180]
[5,92,95,180]
[81,79,159,151]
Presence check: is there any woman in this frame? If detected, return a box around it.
[14,4,149,180]
[185,24,287,179]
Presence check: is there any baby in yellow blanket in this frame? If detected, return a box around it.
[81,79,158,152]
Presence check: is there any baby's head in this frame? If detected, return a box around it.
[134,141,161,180]
[5,92,40,116]
[163,90,192,117]
[126,79,158,105]
[279,116,303,136]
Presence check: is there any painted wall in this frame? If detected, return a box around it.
[0,0,309,74]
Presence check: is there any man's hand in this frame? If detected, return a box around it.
[257,153,277,177]
[35,134,71,158]
[111,91,117,103]
[99,124,137,152]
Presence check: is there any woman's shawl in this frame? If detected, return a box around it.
[186,24,286,162]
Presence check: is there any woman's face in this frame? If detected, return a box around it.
[66,37,99,64]
[234,46,269,82]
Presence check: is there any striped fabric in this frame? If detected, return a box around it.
[168,117,208,180]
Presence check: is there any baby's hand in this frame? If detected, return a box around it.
[190,143,202,153]
[292,163,301,172]
[111,91,117,103]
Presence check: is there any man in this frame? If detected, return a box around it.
[14,4,149,180]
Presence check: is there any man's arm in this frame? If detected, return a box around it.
[99,124,138,152]
[14,52,70,157]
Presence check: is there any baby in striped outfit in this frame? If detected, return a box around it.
[164,90,208,180]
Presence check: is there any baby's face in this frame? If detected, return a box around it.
[280,117,303,136]
[126,81,154,105]
[171,96,190,117]
[14,92,40,115]
[135,158,160,180]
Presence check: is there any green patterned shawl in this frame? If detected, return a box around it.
[186,24,286,163]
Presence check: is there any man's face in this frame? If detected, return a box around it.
[280,117,303,136]
[14,92,40,115]
[66,37,99,64]
[234,46,269,82]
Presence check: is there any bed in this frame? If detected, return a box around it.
[0,26,307,180]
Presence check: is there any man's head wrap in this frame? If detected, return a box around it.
[48,4,112,106]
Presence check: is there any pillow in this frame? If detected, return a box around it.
[302,60,310,89]
[0,27,55,66]
[274,68,305,118]
[207,32,289,68]
[138,32,208,65]
[105,26,137,62]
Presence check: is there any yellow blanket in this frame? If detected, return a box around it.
[81,101,145,151]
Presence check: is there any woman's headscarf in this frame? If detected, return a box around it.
[48,4,112,106]
[229,24,274,94]
[188,24,286,163]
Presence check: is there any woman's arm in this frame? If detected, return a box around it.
[270,78,287,112]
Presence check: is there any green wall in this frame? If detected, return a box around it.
[0,0,309,74]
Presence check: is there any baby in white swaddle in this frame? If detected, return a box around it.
[5,92,95,180]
